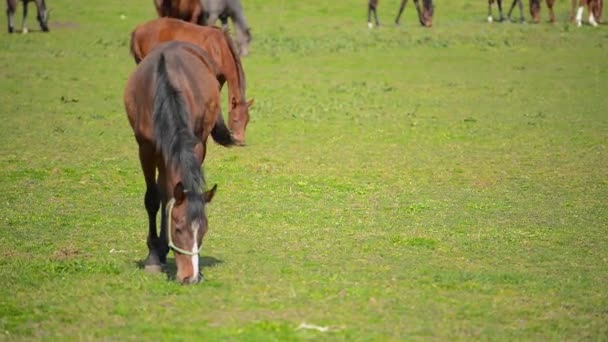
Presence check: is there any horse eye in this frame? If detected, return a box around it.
[175,226,183,235]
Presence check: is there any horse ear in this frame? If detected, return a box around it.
[204,184,217,203]
[174,182,186,205]
[247,98,254,108]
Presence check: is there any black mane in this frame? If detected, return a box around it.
[152,51,204,223]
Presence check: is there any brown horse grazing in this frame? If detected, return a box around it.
[154,0,204,24]
[124,40,236,284]
[6,0,49,33]
[487,0,525,22]
[529,0,556,23]
[130,18,252,145]
[368,0,434,28]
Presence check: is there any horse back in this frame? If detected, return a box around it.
[131,18,226,75]
[125,41,221,143]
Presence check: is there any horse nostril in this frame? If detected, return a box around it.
[180,275,200,285]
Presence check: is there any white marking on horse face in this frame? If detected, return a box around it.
[190,222,200,282]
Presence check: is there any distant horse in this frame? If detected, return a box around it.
[487,0,525,22]
[367,0,380,28]
[153,0,204,24]
[529,0,556,23]
[6,0,49,33]
[395,0,434,27]
[367,0,434,28]
[153,0,252,56]
[201,0,252,56]
[130,18,253,145]
[124,40,236,284]
[572,0,602,26]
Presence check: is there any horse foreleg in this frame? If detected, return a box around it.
[575,0,590,26]
[139,143,163,272]
[6,0,16,33]
[497,0,505,21]
[589,0,600,25]
[367,0,379,28]
[34,0,49,32]
[507,0,524,22]
[220,16,229,31]
[530,0,541,23]
[395,0,407,25]
[413,0,424,26]
[21,0,28,33]
[546,0,556,22]
[156,162,170,264]
[190,5,202,24]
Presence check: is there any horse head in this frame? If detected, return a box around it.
[229,98,253,146]
[167,183,217,284]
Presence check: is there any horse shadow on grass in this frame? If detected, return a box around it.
[135,256,223,282]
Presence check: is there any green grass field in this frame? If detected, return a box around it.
[1,0,607,339]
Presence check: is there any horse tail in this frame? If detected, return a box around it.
[153,52,204,211]
[129,29,143,64]
[211,110,237,146]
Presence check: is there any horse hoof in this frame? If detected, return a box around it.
[368,22,373,29]
[487,16,493,23]
[22,27,28,34]
[144,264,162,273]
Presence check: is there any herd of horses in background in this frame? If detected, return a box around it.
[6,0,606,35]
[487,0,603,26]
[367,0,604,28]
[4,0,605,284]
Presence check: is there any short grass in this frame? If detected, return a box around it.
[1,0,607,340]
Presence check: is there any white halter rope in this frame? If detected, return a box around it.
[166,198,202,256]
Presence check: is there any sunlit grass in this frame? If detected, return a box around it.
[0,0,607,339]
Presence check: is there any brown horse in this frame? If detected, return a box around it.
[395,0,434,27]
[6,0,49,33]
[573,0,603,25]
[124,40,236,284]
[130,18,252,145]
[368,0,434,28]
[487,0,525,22]
[154,0,204,24]
[529,0,556,23]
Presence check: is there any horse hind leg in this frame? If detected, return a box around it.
[138,143,163,272]
[35,0,49,32]
[21,0,28,33]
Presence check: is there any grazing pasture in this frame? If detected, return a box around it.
[1,0,607,339]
